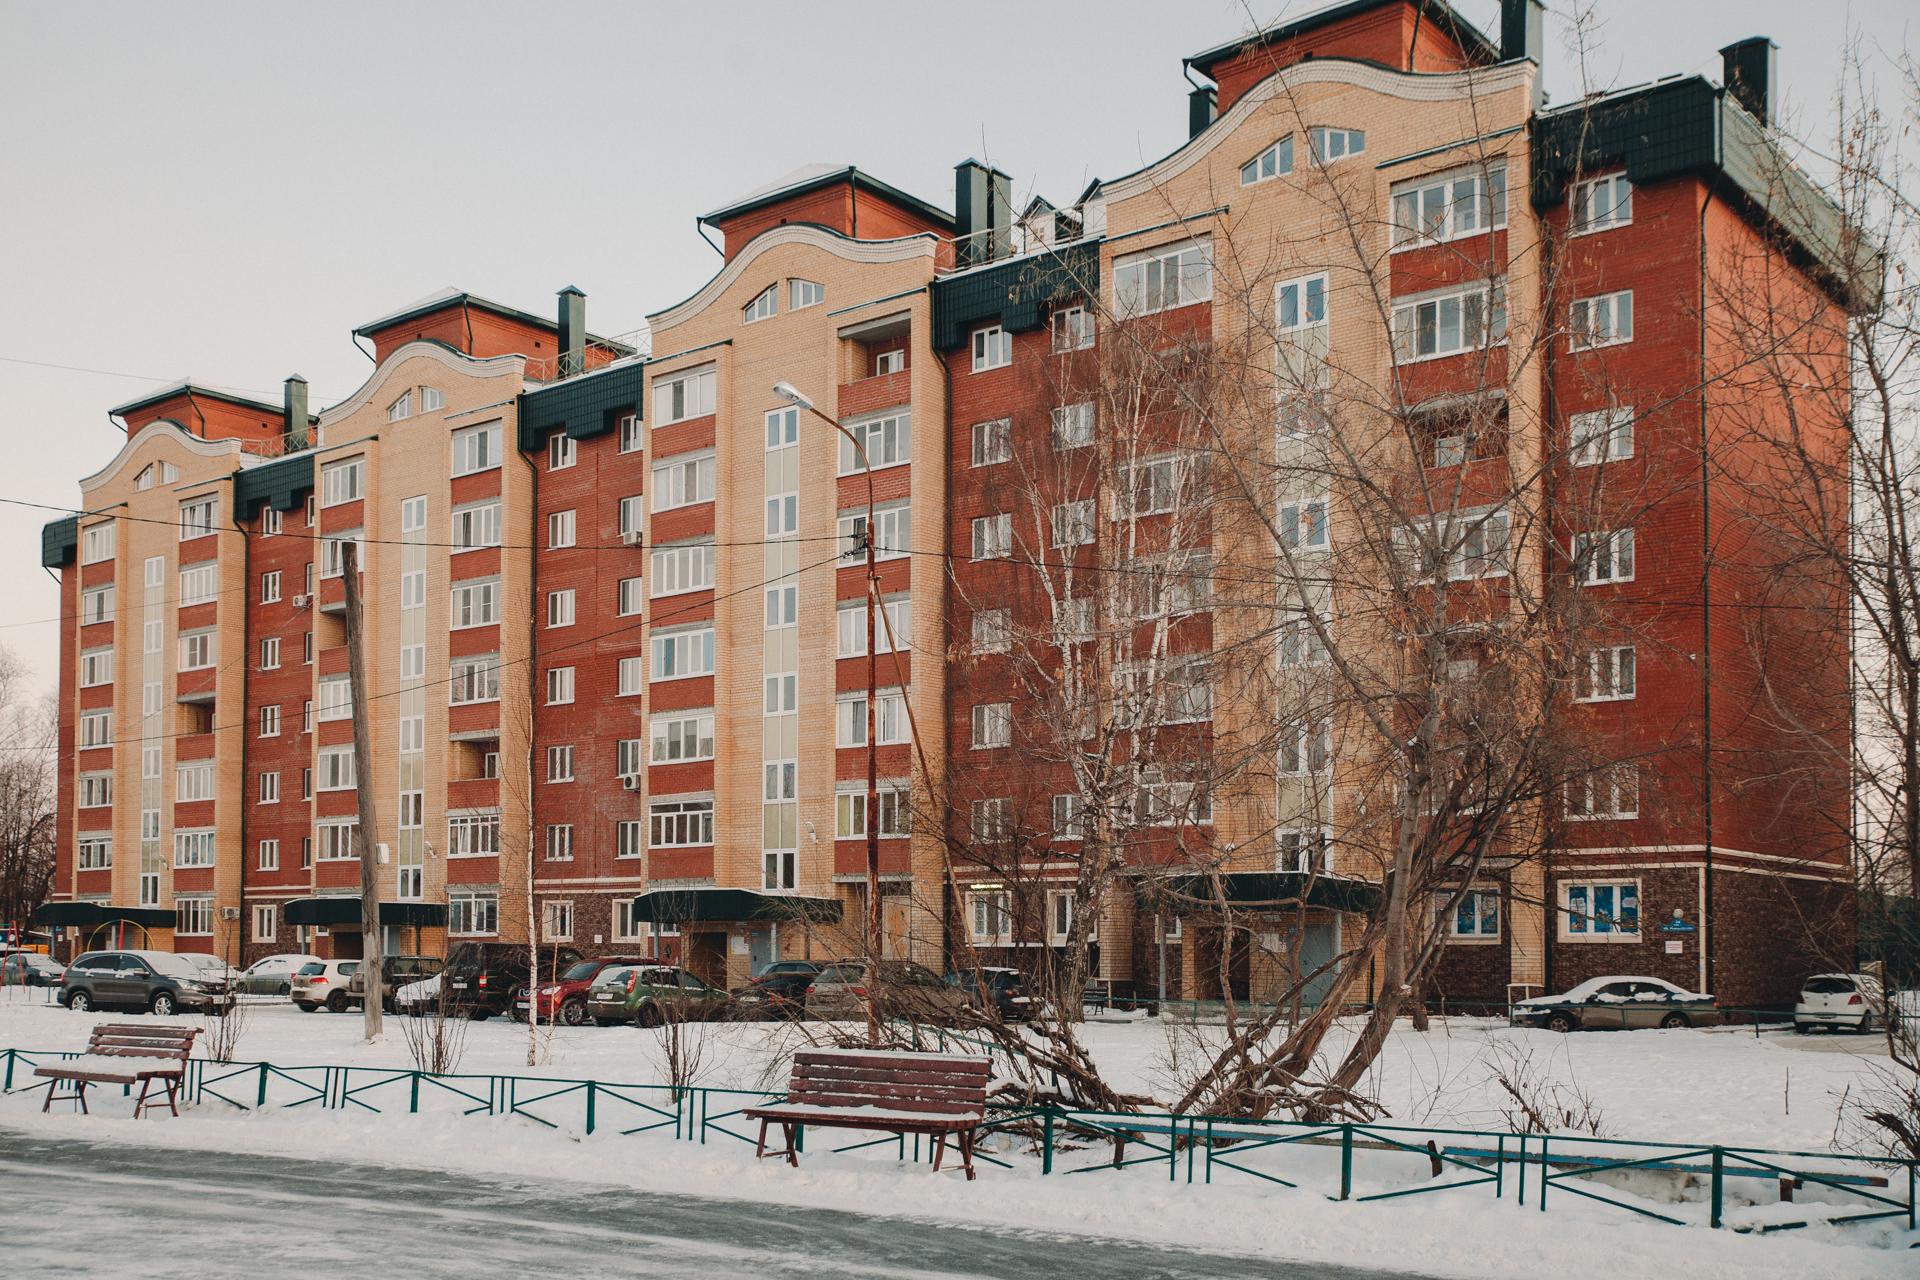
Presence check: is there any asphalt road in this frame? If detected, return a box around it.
[0,1128,1448,1279]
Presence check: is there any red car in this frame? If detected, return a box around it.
[513,955,655,1026]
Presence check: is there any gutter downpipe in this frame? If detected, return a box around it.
[1698,181,1716,997]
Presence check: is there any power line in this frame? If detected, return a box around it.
[0,354,323,402]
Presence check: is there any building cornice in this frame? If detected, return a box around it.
[78,419,244,494]
[1099,59,1533,204]
[316,341,525,435]
[647,224,938,333]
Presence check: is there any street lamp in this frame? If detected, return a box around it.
[772,380,884,1047]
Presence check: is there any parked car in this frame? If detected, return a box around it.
[729,965,820,1021]
[442,942,583,1020]
[946,966,1033,1021]
[1511,975,1721,1032]
[233,953,321,996]
[392,974,442,1016]
[179,952,240,988]
[1794,973,1887,1034]
[805,960,969,1024]
[345,955,445,1011]
[0,952,64,987]
[586,964,729,1027]
[514,955,654,1026]
[59,950,230,1015]
[291,959,363,1013]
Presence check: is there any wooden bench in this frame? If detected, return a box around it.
[745,1048,991,1179]
[34,1023,199,1118]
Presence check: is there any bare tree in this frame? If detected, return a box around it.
[0,648,55,937]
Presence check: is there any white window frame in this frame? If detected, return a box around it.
[1574,646,1637,703]
[1308,126,1365,164]
[743,283,778,323]
[789,279,825,310]
[1390,161,1508,250]
[449,577,502,629]
[650,712,715,764]
[548,509,576,549]
[548,433,577,470]
[179,495,220,539]
[1569,290,1633,351]
[970,513,1012,562]
[450,422,502,477]
[1392,278,1507,364]
[1240,137,1294,186]
[970,325,1011,372]
[1052,305,1095,352]
[650,541,715,598]
[971,418,1011,467]
[967,891,1013,945]
[1565,764,1639,821]
[1571,172,1633,235]
[650,626,716,681]
[971,702,1012,750]
[1113,238,1213,318]
[654,365,716,426]
[1558,878,1641,941]
[81,522,115,564]
[545,665,575,705]
[546,588,576,629]
[1276,272,1328,331]
[1571,406,1635,466]
[652,451,716,511]
[320,458,364,508]
[1574,529,1635,586]
[838,410,911,475]
[546,744,575,783]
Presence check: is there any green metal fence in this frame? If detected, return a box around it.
[3,1045,1912,1236]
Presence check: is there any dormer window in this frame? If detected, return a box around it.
[1240,138,1294,186]
[1309,128,1365,164]
[387,391,413,423]
[744,285,778,323]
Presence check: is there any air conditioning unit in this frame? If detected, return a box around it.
[619,529,643,547]
[220,907,241,921]
[291,593,310,609]
[620,774,641,791]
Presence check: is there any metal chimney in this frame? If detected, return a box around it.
[282,374,309,451]
[557,285,586,377]
[1188,86,1217,138]
[1721,37,1777,124]
[1499,0,1544,64]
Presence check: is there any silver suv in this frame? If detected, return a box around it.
[60,950,231,1016]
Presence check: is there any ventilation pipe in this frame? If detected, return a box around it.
[282,374,309,452]
[954,160,1013,268]
[1188,85,1217,138]
[1720,36,1777,124]
[557,285,586,377]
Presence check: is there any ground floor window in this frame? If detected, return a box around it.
[614,899,646,941]
[1559,878,1639,940]
[448,891,499,937]
[542,900,573,942]
[1447,888,1500,939]
[967,890,1012,945]
[175,895,213,936]
[252,903,276,942]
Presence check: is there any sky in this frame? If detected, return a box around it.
[0,0,1913,697]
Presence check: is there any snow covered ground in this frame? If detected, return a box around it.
[0,988,1897,1149]
[2,990,1914,1278]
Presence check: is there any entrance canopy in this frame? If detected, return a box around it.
[1140,871,1381,916]
[33,902,177,930]
[282,898,448,928]
[626,888,842,925]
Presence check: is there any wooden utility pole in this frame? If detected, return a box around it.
[341,541,383,1040]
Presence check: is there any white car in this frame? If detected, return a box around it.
[290,959,362,1013]
[1511,975,1719,1031]
[1794,973,1886,1034]
[391,973,443,1016]
[234,953,322,997]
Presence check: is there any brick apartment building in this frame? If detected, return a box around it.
[37,0,1859,1004]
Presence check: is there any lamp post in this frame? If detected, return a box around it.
[772,380,882,1047]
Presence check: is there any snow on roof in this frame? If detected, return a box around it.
[357,285,468,335]
[710,163,850,217]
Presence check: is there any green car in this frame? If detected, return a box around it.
[585,964,729,1027]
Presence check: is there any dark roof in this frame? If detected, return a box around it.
[626,888,843,925]
[516,358,648,453]
[700,165,955,233]
[34,902,178,929]
[41,516,77,569]
[107,381,281,422]
[930,239,1100,351]
[353,289,638,355]
[282,898,449,928]
[1185,0,1498,79]
[1532,76,1878,313]
[1140,871,1383,915]
[233,451,317,521]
